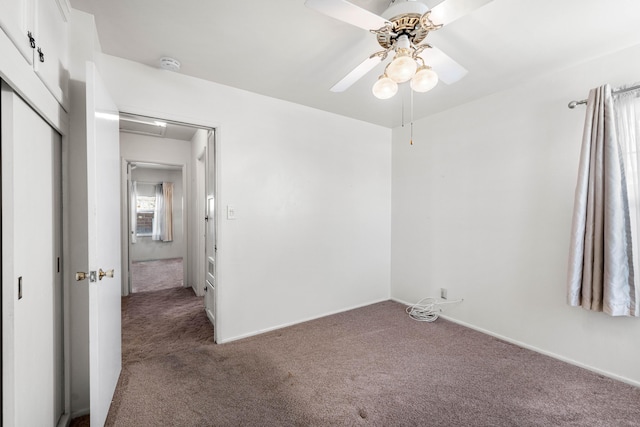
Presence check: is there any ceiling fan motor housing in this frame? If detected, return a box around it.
[378,0,431,48]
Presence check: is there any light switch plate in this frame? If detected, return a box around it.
[227,205,237,220]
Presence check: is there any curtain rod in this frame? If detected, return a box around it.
[568,84,640,109]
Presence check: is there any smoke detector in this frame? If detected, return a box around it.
[159,57,181,72]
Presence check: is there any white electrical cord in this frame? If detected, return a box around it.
[405,297,463,322]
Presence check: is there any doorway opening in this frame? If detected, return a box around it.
[128,162,185,293]
[118,112,218,339]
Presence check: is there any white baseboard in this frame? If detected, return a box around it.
[206,307,215,326]
[56,413,71,427]
[217,297,390,344]
[391,297,640,388]
[70,408,90,420]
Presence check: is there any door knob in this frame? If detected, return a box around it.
[99,268,115,280]
[76,271,97,282]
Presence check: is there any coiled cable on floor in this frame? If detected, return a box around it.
[406,297,463,322]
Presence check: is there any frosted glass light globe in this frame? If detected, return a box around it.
[372,75,398,99]
[386,50,418,83]
[410,66,438,92]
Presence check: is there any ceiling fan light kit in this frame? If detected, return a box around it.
[306,0,492,99]
[411,65,438,92]
[386,47,418,84]
[372,73,398,99]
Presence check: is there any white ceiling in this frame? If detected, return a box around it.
[70,0,640,128]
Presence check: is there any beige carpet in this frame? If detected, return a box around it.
[74,288,640,426]
[130,258,183,293]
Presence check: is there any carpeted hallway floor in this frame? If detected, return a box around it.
[72,288,640,426]
[130,258,183,293]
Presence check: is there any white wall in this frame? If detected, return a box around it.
[129,167,184,262]
[391,43,640,386]
[99,54,392,343]
[190,129,208,296]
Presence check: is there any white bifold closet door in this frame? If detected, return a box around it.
[1,81,63,425]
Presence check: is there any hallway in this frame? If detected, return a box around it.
[130,258,184,293]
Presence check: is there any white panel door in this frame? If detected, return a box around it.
[1,81,58,426]
[204,130,216,337]
[85,62,122,427]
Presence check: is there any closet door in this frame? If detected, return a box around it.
[1,81,61,425]
[53,130,64,424]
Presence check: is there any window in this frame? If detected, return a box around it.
[136,186,156,236]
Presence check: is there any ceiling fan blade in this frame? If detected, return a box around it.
[305,0,390,31]
[429,0,493,26]
[418,46,468,85]
[330,55,382,92]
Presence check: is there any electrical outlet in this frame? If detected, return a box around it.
[440,288,448,300]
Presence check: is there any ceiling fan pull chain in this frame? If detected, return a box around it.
[401,89,405,128]
[410,88,414,145]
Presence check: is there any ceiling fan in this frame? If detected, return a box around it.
[305,0,493,99]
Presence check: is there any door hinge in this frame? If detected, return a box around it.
[57,257,61,273]
[18,276,23,300]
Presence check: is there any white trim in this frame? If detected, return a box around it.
[208,130,219,343]
[2,81,18,427]
[120,159,130,296]
[391,297,640,388]
[56,413,71,427]
[217,298,389,344]
[61,130,72,425]
[55,0,72,22]
[194,146,207,298]
[118,106,218,131]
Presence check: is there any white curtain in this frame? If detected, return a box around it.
[151,182,174,242]
[130,180,138,244]
[567,83,640,316]
[162,182,174,242]
[152,183,164,241]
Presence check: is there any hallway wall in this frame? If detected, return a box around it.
[99,54,392,343]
